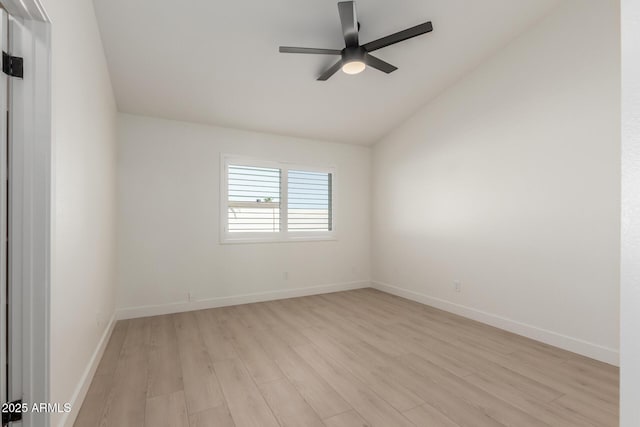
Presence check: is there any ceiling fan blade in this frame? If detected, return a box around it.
[279,46,342,55]
[364,53,397,74]
[317,60,343,81]
[362,22,433,52]
[338,1,359,47]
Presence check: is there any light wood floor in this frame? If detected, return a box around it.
[75,288,619,427]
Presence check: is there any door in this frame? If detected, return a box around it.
[1,8,22,426]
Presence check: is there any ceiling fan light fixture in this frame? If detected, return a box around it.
[342,60,366,75]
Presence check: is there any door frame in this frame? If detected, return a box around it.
[0,6,8,413]
[0,1,50,426]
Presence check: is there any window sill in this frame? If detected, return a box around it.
[220,233,337,245]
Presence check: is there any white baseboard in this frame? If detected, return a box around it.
[372,281,619,366]
[116,280,370,320]
[59,313,117,427]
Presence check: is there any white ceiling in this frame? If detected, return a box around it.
[94,0,559,145]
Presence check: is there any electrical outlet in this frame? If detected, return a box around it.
[283,271,289,280]
[453,281,462,293]
[188,292,193,302]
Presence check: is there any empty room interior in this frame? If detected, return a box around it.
[29,0,635,425]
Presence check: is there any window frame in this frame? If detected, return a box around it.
[220,154,337,244]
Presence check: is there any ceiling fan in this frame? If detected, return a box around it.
[279,1,433,81]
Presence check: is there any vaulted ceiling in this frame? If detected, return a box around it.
[94,0,559,144]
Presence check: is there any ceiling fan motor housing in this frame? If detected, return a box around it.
[342,47,365,64]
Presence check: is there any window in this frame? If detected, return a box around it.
[227,165,281,233]
[221,155,335,243]
[288,170,332,232]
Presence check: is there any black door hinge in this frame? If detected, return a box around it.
[1,399,23,425]
[2,52,23,79]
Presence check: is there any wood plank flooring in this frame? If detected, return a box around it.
[74,288,619,427]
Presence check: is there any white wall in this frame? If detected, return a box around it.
[620,0,640,422]
[116,113,370,316]
[371,0,620,364]
[44,0,119,425]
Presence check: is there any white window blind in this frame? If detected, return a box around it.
[227,165,281,233]
[288,170,332,231]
